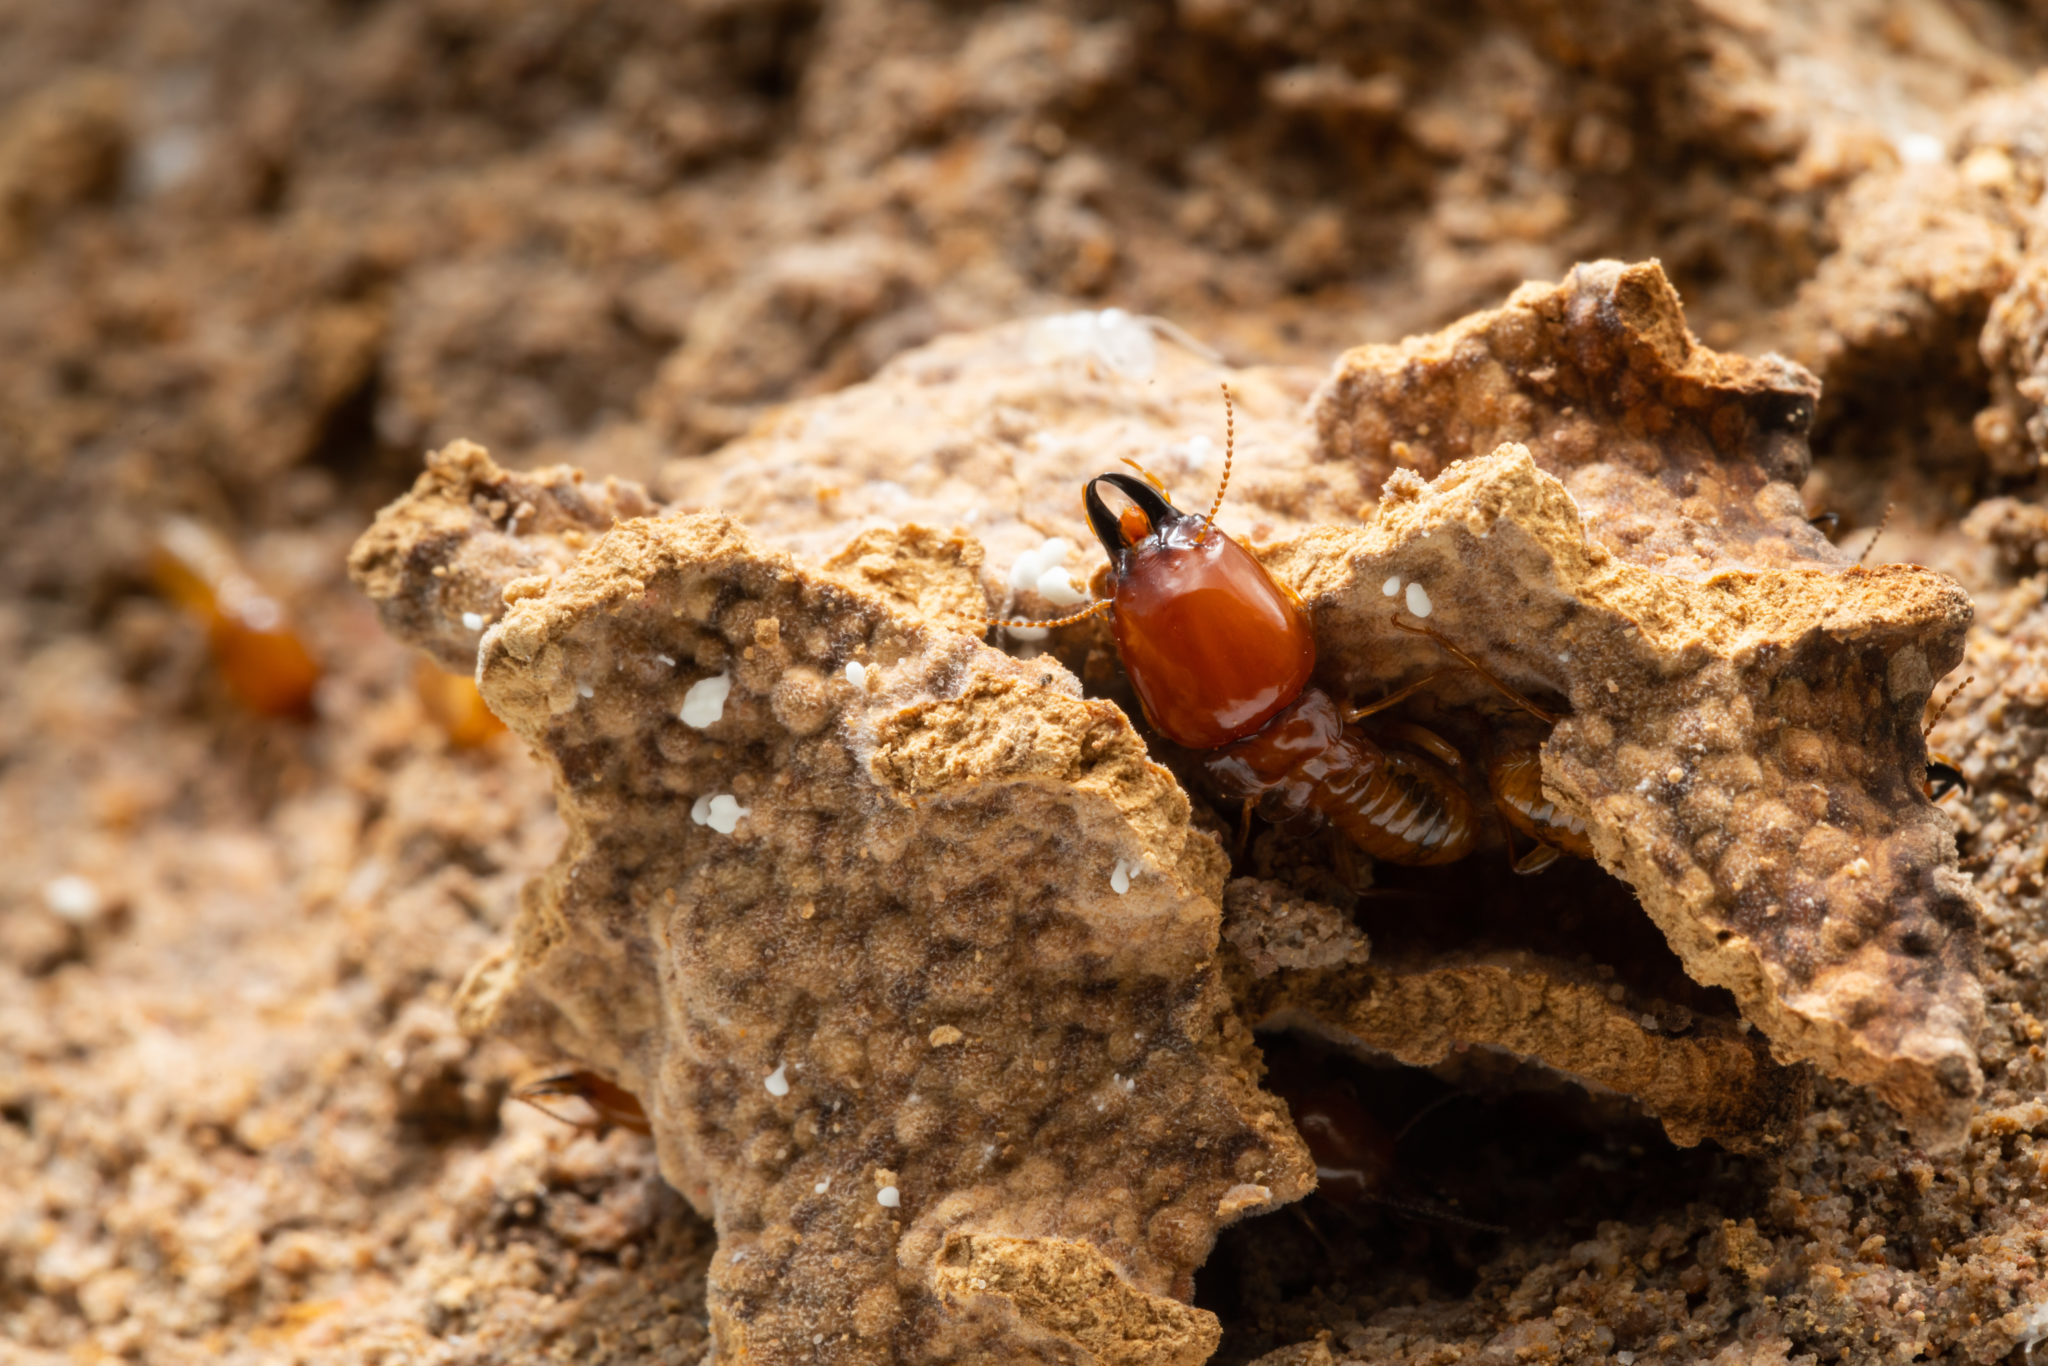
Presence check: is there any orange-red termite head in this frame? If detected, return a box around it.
[1084,471,1316,750]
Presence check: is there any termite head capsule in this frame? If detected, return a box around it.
[1085,472,1316,750]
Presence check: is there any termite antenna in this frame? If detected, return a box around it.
[1925,673,1974,737]
[1389,614,1559,726]
[1856,503,1894,567]
[978,599,1112,631]
[1345,666,1472,722]
[1962,826,2028,872]
[1207,382,1236,529]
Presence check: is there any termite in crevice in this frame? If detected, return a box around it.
[514,1070,652,1136]
[987,385,1586,872]
[1265,1065,1505,1235]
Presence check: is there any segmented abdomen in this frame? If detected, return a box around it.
[1200,686,1476,867]
[1486,741,1593,859]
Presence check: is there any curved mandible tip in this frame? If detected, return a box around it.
[1084,471,1183,563]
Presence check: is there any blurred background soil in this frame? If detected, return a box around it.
[6,1,2048,1362]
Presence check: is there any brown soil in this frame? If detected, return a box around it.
[6,2,2048,1363]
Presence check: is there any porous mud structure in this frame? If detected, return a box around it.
[10,3,2048,1365]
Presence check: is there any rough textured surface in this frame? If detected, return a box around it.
[356,460,1313,1362]
[1312,259,1831,576]
[13,2,2048,1363]
[1259,446,1980,1143]
[1224,881,1809,1153]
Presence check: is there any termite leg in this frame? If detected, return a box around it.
[1376,720,1466,772]
[1390,614,1558,725]
[1491,795,1561,875]
[1236,799,1255,859]
[1345,667,1471,723]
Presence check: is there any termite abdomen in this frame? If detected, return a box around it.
[1485,729,1594,863]
[1201,688,1478,867]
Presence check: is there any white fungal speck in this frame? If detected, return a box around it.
[578,684,594,699]
[1024,309,1157,380]
[1382,575,1401,597]
[877,1186,901,1208]
[1405,581,1433,618]
[461,611,485,631]
[1110,858,1137,895]
[43,875,103,923]
[844,661,868,689]
[814,1178,831,1195]
[691,793,750,834]
[764,1064,789,1097]
[1036,566,1088,607]
[1010,538,1074,592]
[680,673,731,728]
[1898,132,1945,166]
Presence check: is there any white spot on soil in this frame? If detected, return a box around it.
[764,1064,789,1097]
[1025,308,1157,380]
[814,1178,830,1194]
[680,673,731,728]
[655,653,676,666]
[1036,566,1088,607]
[1011,538,1074,591]
[43,875,103,922]
[577,684,594,699]
[1405,581,1433,618]
[1898,132,1945,165]
[691,793,750,834]
[461,611,485,631]
[877,1185,901,1208]
[1110,858,1138,895]
[844,661,868,689]
[1382,575,1401,597]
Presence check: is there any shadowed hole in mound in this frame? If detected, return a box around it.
[1198,1033,1771,1365]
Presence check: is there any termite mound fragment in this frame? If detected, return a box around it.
[1313,258,1832,573]
[1260,443,1982,1145]
[349,448,1313,1365]
[1221,880,1809,1153]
